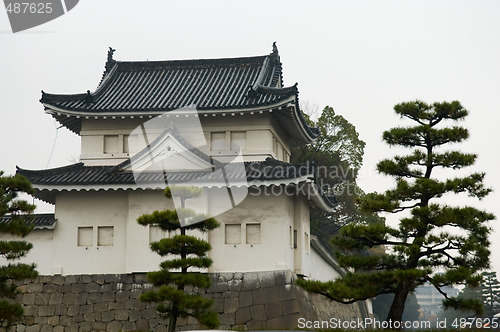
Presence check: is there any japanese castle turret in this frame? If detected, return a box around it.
[16,44,342,281]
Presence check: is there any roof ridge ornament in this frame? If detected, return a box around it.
[105,47,117,73]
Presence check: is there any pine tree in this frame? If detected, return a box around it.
[137,186,219,332]
[0,172,38,327]
[297,100,495,323]
[481,271,500,316]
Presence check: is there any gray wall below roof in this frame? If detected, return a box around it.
[13,270,367,331]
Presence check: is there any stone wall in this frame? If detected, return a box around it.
[13,271,366,331]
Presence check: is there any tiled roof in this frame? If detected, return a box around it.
[39,44,318,143]
[41,44,295,113]
[17,159,313,186]
[17,159,337,209]
[0,213,56,230]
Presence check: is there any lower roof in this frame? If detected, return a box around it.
[18,159,336,211]
[0,213,56,230]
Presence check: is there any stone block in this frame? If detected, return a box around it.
[257,271,276,288]
[121,274,133,283]
[25,324,41,332]
[241,272,260,291]
[104,274,120,283]
[47,316,59,326]
[129,289,142,299]
[62,293,76,305]
[224,296,239,313]
[87,292,102,304]
[228,279,242,291]
[102,283,113,292]
[57,284,72,293]
[34,316,48,324]
[149,318,162,329]
[22,293,36,304]
[107,321,123,332]
[41,324,53,332]
[54,304,66,316]
[66,325,79,332]
[247,319,263,330]
[84,312,96,322]
[101,310,114,322]
[219,313,235,325]
[86,282,101,293]
[74,292,88,305]
[65,275,78,284]
[239,290,253,307]
[94,301,108,312]
[115,309,130,321]
[66,305,80,316]
[116,290,130,302]
[33,294,48,307]
[93,275,106,285]
[39,276,52,283]
[210,281,228,293]
[122,321,137,331]
[43,283,58,293]
[101,291,115,302]
[49,292,63,305]
[129,309,142,322]
[17,284,27,293]
[265,301,283,319]
[251,304,266,321]
[125,298,136,309]
[71,284,85,294]
[91,321,107,331]
[81,275,93,283]
[135,319,150,331]
[52,275,65,285]
[53,326,64,332]
[152,324,168,332]
[80,304,93,315]
[59,316,73,326]
[282,313,301,329]
[282,299,300,315]
[142,307,157,320]
[38,305,55,317]
[234,272,244,280]
[108,301,125,310]
[264,315,286,330]
[133,273,148,283]
[211,297,224,312]
[79,321,93,331]
[235,307,252,324]
[23,316,36,325]
[23,304,38,316]
[26,282,43,293]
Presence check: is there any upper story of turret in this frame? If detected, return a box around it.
[39,44,318,166]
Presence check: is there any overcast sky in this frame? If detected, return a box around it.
[1,1,499,273]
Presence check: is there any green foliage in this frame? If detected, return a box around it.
[292,106,375,243]
[297,100,495,322]
[480,271,500,316]
[138,187,219,332]
[0,171,38,327]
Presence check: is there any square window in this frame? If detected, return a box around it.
[211,132,226,151]
[246,223,261,244]
[78,227,93,246]
[225,224,241,244]
[104,135,119,154]
[149,225,171,244]
[123,134,137,154]
[98,226,114,246]
[230,132,246,151]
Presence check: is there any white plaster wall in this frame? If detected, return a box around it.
[309,248,342,282]
[208,188,296,272]
[0,229,54,276]
[53,191,128,275]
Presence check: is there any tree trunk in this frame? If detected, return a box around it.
[168,313,178,332]
[386,280,411,326]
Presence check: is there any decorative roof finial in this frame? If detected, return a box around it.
[84,90,93,105]
[272,41,278,54]
[105,47,117,73]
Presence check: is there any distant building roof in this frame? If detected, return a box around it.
[0,213,56,230]
[40,44,318,144]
